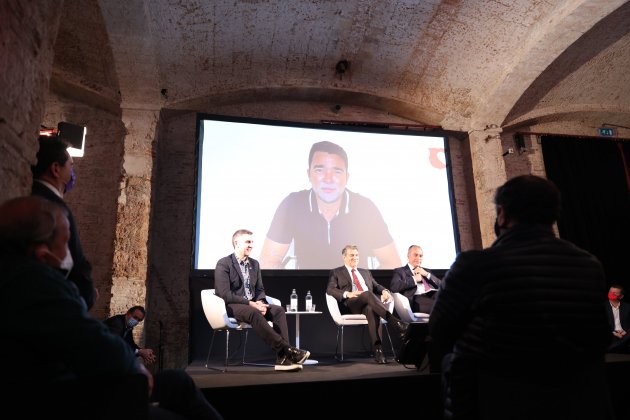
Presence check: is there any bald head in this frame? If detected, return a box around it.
[0,196,69,266]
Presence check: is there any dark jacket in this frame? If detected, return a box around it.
[429,224,611,419]
[1,255,137,384]
[214,254,267,304]
[32,181,96,309]
[104,314,140,351]
[390,264,441,300]
[605,300,630,353]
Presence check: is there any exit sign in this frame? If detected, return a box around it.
[598,127,617,137]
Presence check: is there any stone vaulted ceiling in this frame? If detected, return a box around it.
[58,0,630,136]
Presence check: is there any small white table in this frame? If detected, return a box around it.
[285,310,322,365]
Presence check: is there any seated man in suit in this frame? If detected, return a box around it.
[606,284,630,354]
[390,244,442,314]
[214,229,310,372]
[326,244,408,364]
[104,305,157,365]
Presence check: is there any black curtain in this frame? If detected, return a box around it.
[541,136,630,288]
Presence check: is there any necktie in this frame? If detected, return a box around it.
[241,261,253,300]
[414,267,431,292]
[422,276,432,292]
[351,269,363,291]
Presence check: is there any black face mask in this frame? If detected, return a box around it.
[494,218,502,237]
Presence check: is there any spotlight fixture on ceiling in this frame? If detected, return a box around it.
[335,59,350,79]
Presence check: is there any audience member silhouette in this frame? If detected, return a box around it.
[429,175,613,420]
[31,135,97,309]
[0,196,223,420]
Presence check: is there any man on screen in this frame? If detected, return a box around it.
[259,140,401,269]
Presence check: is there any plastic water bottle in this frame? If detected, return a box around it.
[290,289,298,312]
[305,290,312,312]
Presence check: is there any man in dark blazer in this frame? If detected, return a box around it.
[31,135,97,310]
[326,245,409,364]
[606,284,630,354]
[214,229,310,371]
[104,305,157,365]
[390,245,442,313]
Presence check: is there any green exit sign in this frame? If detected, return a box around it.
[598,127,616,137]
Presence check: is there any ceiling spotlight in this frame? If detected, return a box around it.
[335,60,350,78]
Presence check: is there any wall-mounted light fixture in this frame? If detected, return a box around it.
[513,133,526,154]
[39,122,87,157]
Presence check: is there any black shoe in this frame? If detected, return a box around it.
[391,319,409,338]
[286,346,310,364]
[275,355,302,372]
[374,346,387,364]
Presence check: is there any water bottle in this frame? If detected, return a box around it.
[290,288,298,312]
[305,290,312,312]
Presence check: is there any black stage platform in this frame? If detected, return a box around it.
[188,353,630,420]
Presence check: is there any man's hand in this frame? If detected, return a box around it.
[250,299,269,315]
[138,348,157,365]
[137,363,154,398]
[347,291,363,298]
[381,289,392,303]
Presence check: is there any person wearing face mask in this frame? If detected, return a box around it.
[605,284,630,354]
[429,175,613,420]
[31,135,97,310]
[104,306,157,365]
[0,196,224,420]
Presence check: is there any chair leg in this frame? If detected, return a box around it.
[224,329,230,371]
[205,330,218,369]
[241,330,249,365]
[340,325,345,361]
[334,326,341,360]
[383,323,396,358]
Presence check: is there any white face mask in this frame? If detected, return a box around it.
[59,248,74,277]
[127,318,139,329]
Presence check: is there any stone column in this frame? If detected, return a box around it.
[467,125,507,248]
[110,108,159,316]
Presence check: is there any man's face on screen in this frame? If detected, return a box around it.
[308,151,348,203]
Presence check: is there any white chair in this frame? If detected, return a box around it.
[392,292,430,323]
[325,293,396,361]
[201,288,280,371]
